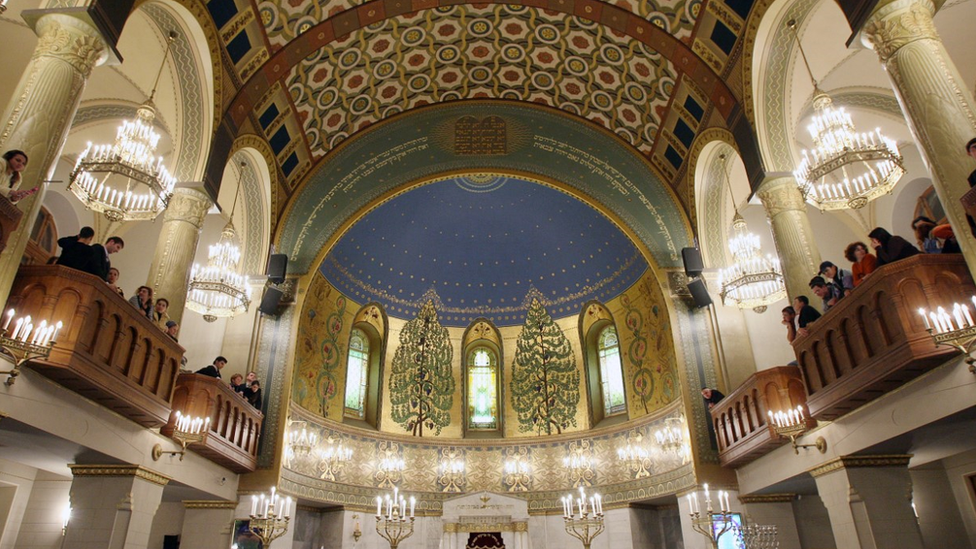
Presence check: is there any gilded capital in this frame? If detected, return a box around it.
[163,187,213,228]
[756,177,807,217]
[863,0,938,62]
[32,14,109,77]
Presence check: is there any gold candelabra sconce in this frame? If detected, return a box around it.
[503,447,531,492]
[768,406,826,455]
[617,431,651,479]
[375,488,415,549]
[153,411,210,461]
[248,487,291,546]
[564,440,594,487]
[352,513,362,542]
[0,310,62,386]
[376,443,405,489]
[439,447,465,493]
[686,484,735,549]
[919,302,976,374]
[318,436,353,481]
[560,487,605,549]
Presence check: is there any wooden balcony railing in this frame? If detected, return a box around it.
[161,373,262,473]
[793,254,975,420]
[960,186,976,220]
[5,265,185,427]
[709,366,811,468]
[0,195,23,253]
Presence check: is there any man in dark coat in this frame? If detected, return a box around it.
[88,236,125,281]
[196,356,227,379]
[55,226,95,271]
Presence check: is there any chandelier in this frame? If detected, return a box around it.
[68,31,178,222]
[186,162,252,322]
[716,154,786,313]
[788,20,905,211]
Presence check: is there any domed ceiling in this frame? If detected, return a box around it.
[320,174,648,327]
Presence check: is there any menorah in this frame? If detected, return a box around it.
[560,487,605,549]
[248,487,291,546]
[0,309,62,386]
[375,488,415,549]
[686,484,735,549]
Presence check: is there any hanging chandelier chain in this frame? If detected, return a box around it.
[148,31,178,104]
[229,161,245,222]
[787,19,820,92]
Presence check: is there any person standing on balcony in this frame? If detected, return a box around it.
[701,387,725,409]
[810,276,842,313]
[868,227,919,266]
[56,226,94,271]
[196,356,227,379]
[152,298,171,330]
[128,286,154,320]
[967,138,976,188]
[844,241,878,287]
[106,267,124,297]
[792,296,821,338]
[88,236,124,281]
[0,150,37,203]
[782,306,798,343]
[819,261,853,296]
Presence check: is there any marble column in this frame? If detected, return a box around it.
[0,12,110,304]
[738,494,802,549]
[863,0,976,274]
[145,187,212,324]
[64,465,168,549]
[179,500,237,549]
[756,176,822,302]
[811,455,923,549]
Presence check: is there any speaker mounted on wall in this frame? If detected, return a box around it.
[258,286,284,316]
[267,254,287,284]
[681,247,704,278]
[687,278,713,309]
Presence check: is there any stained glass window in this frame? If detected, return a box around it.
[344,329,369,418]
[598,327,626,416]
[467,347,498,430]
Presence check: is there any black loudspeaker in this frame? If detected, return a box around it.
[162,535,180,549]
[259,287,284,316]
[267,254,288,284]
[688,278,713,309]
[681,247,704,277]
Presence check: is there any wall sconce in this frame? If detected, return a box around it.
[0,309,62,385]
[768,406,826,455]
[153,411,210,461]
[353,513,362,541]
[919,302,976,374]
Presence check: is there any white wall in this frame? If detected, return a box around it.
[146,502,184,549]
[12,471,70,549]
[0,459,37,549]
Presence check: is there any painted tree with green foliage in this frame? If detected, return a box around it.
[389,301,455,436]
[512,299,580,435]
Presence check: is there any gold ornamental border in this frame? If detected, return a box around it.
[183,500,239,510]
[444,521,528,533]
[68,465,171,486]
[808,454,913,478]
[738,493,796,504]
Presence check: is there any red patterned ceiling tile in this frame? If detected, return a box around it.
[690,62,713,91]
[384,0,413,17]
[523,0,547,9]
[548,0,574,13]
[573,0,602,22]
[307,22,336,50]
[412,0,437,11]
[358,4,386,27]
[599,7,627,32]
[332,9,361,38]
[711,86,735,119]
[230,96,252,128]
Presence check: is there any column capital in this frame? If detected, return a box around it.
[756,176,807,217]
[738,493,797,504]
[862,0,938,62]
[163,187,213,228]
[27,13,110,75]
[183,500,239,510]
[809,454,913,478]
[68,464,171,486]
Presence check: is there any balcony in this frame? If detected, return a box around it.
[161,374,262,473]
[0,195,23,253]
[710,366,812,468]
[5,265,184,427]
[961,185,976,220]
[793,254,974,420]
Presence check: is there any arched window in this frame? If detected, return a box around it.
[467,347,499,431]
[344,329,370,419]
[597,327,626,417]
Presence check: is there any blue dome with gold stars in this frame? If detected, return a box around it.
[320,175,648,327]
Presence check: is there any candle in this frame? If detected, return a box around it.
[919,308,930,330]
[692,493,699,514]
[953,305,964,332]
[965,305,974,327]
[930,312,941,333]
[284,497,292,518]
[3,309,13,331]
[251,495,258,516]
[52,321,62,343]
[595,494,602,514]
[377,496,382,516]
[11,318,23,340]
[410,496,415,517]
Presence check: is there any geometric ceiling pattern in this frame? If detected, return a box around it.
[320,174,649,326]
[287,5,679,158]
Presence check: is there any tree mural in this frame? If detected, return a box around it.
[389,301,455,436]
[512,299,580,435]
[293,278,345,417]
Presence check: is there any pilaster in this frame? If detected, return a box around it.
[810,455,923,549]
[0,12,110,305]
[738,494,802,549]
[145,187,213,323]
[179,500,237,549]
[64,465,169,549]
[863,0,976,275]
[756,176,822,302]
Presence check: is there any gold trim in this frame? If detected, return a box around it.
[808,455,913,478]
[738,493,796,504]
[68,465,171,486]
[183,500,239,509]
